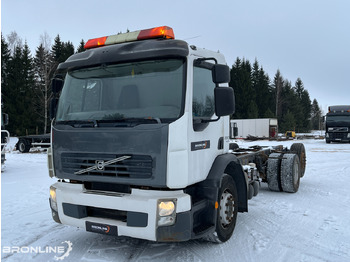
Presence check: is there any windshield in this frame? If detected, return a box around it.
[326,115,350,122]
[55,59,185,124]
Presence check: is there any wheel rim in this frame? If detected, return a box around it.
[19,142,25,152]
[219,189,235,228]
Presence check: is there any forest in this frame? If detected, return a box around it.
[1,32,323,136]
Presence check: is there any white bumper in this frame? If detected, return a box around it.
[52,182,191,241]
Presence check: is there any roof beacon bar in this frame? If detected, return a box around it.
[84,26,174,49]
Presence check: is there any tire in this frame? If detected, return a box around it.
[280,153,301,193]
[267,153,282,192]
[252,181,259,197]
[290,143,306,177]
[248,184,254,200]
[18,139,31,153]
[206,175,238,243]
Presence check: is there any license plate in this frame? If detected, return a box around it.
[86,221,118,236]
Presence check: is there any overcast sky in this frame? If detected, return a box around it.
[1,0,349,113]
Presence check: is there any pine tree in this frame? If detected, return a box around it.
[281,110,296,132]
[311,99,322,130]
[61,41,75,62]
[51,34,63,62]
[273,70,284,119]
[230,58,253,119]
[3,42,36,135]
[77,39,86,53]
[252,60,274,118]
[1,34,11,87]
[293,78,311,132]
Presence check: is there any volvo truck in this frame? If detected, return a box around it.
[48,26,306,243]
[325,105,350,143]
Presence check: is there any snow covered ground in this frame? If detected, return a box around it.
[1,137,350,262]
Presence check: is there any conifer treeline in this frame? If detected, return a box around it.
[1,33,85,136]
[230,58,322,132]
[1,32,322,136]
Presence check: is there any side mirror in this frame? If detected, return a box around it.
[50,98,59,120]
[214,86,235,117]
[212,64,230,84]
[51,78,64,94]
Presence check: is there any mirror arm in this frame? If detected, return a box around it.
[201,116,221,123]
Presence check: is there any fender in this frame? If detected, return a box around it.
[200,153,248,212]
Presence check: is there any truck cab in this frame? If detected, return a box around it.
[48,26,305,243]
[325,105,350,143]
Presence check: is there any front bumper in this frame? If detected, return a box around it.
[326,132,350,142]
[50,182,192,241]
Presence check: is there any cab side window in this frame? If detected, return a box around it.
[192,66,215,119]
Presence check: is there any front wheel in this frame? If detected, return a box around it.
[206,175,238,243]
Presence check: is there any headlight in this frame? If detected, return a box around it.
[158,201,175,216]
[348,133,350,138]
[157,199,176,226]
[49,186,58,212]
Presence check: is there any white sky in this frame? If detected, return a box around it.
[1,0,349,113]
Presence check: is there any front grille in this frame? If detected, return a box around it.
[61,153,153,178]
[329,132,348,139]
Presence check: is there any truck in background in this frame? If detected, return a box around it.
[15,133,51,153]
[325,105,350,143]
[48,26,306,243]
[1,112,10,166]
[230,118,278,139]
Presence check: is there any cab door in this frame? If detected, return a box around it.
[187,59,226,184]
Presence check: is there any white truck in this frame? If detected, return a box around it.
[48,26,306,243]
[230,118,278,139]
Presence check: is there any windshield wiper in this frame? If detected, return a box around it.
[99,117,161,126]
[55,120,98,128]
[56,118,161,128]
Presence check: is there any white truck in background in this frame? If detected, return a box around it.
[230,118,278,139]
[48,26,306,243]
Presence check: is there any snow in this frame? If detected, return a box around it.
[1,137,350,262]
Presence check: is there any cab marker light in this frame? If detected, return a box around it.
[84,26,174,49]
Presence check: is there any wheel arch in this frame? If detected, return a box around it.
[202,153,248,212]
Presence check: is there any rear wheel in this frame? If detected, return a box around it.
[280,153,301,193]
[290,143,306,177]
[267,153,282,192]
[18,139,31,153]
[206,175,238,243]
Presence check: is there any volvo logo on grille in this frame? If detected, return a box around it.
[74,156,131,175]
[96,160,105,171]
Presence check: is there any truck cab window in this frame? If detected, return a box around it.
[192,64,215,131]
[55,59,185,123]
[192,66,215,119]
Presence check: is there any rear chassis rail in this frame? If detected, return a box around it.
[232,145,286,182]
[16,134,51,153]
